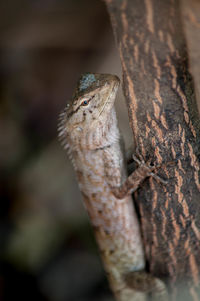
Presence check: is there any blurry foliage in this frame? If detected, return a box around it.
[0,0,118,300]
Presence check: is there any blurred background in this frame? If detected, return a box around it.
[0,0,133,300]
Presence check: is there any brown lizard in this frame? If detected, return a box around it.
[58,73,167,301]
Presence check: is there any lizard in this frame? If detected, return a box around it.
[58,73,167,301]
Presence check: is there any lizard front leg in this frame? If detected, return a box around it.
[111,154,166,199]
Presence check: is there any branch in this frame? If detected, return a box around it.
[105,0,200,299]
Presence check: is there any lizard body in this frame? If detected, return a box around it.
[58,73,167,301]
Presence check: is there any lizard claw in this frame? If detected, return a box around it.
[132,154,145,166]
[132,154,167,185]
[149,171,167,185]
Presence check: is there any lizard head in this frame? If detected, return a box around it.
[58,73,120,148]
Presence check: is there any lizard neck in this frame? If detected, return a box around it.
[68,108,120,151]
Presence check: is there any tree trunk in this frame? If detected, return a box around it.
[104,0,200,300]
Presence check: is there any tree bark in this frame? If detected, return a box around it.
[104,0,200,300]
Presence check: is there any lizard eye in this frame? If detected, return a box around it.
[81,100,89,106]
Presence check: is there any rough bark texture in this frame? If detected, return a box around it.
[104,0,200,300]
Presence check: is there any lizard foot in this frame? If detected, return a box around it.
[132,154,167,185]
[124,271,168,301]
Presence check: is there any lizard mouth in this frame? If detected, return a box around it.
[98,81,119,118]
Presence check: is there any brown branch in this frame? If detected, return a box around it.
[105,0,200,299]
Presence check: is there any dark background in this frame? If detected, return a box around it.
[0,0,132,300]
